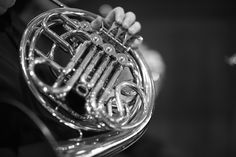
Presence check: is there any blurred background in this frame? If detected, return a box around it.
[6,0,236,156]
[67,0,236,157]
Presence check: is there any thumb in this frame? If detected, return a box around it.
[99,4,112,17]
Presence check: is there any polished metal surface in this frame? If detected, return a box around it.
[20,5,157,157]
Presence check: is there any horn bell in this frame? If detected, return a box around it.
[20,7,156,157]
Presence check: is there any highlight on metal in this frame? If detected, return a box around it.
[19,1,157,156]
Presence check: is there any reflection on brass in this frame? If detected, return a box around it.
[20,1,157,156]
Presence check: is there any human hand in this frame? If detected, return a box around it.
[92,5,165,85]
[91,6,142,49]
[0,0,15,15]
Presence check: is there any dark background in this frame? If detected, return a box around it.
[72,0,236,157]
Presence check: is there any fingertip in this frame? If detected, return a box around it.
[91,16,103,30]
[131,37,143,49]
[122,12,136,29]
[128,21,141,35]
[114,6,125,24]
[97,16,103,22]
[105,6,125,25]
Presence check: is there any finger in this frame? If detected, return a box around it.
[130,36,143,49]
[91,16,103,30]
[128,21,141,35]
[99,4,113,17]
[104,7,125,25]
[122,12,136,29]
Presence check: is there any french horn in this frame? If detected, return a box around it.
[20,0,157,156]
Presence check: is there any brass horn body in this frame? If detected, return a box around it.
[20,7,156,157]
